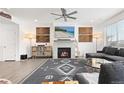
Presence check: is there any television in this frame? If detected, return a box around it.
[55,26,75,38]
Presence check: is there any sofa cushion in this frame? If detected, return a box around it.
[86,53,105,58]
[104,47,110,54]
[102,54,114,61]
[104,47,118,55]
[102,47,108,53]
[115,49,119,56]
[118,48,124,57]
[106,55,124,61]
[99,62,124,84]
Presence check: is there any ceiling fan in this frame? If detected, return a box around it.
[51,8,77,21]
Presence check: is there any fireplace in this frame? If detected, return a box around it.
[53,40,75,59]
[58,48,71,58]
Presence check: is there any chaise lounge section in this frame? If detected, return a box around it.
[86,47,124,61]
[75,62,124,84]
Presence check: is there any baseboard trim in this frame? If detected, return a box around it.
[5,60,16,62]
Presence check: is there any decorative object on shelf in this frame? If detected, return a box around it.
[0,11,12,19]
[51,8,77,21]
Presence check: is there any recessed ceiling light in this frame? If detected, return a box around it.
[34,19,38,22]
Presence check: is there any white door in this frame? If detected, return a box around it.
[2,24,16,61]
[0,17,19,61]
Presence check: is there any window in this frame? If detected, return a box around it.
[117,20,124,41]
[106,23,117,42]
[106,19,124,46]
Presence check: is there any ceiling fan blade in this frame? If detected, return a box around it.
[67,16,77,19]
[61,8,67,21]
[51,13,62,16]
[61,8,66,13]
[61,8,67,16]
[55,16,63,20]
[67,11,77,15]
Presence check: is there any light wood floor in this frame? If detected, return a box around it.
[0,58,48,84]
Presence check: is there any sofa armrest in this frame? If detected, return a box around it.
[75,73,89,84]
[99,63,124,84]
[75,73,99,84]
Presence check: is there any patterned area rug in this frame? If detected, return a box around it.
[21,59,98,84]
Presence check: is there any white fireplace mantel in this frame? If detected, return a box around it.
[53,39,76,59]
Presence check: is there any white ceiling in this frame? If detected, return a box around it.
[2,8,124,25]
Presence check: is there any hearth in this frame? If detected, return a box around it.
[58,48,71,58]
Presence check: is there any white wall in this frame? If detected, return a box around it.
[16,21,102,57]
[104,10,124,26]
[1,8,123,58]
[16,10,124,58]
[12,18,52,57]
[0,8,106,58]
[4,15,105,58]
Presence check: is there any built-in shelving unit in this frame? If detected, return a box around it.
[36,27,50,43]
[78,27,93,42]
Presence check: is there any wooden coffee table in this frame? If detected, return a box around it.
[42,80,79,84]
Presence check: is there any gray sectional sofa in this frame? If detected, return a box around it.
[75,62,124,84]
[86,47,124,61]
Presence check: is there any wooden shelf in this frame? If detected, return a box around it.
[79,27,93,42]
[36,36,50,43]
[36,34,49,36]
[79,34,92,36]
[36,27,50,43]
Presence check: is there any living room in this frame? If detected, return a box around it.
[1,8,124,85]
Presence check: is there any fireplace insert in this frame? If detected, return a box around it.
[58,48,71,58]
